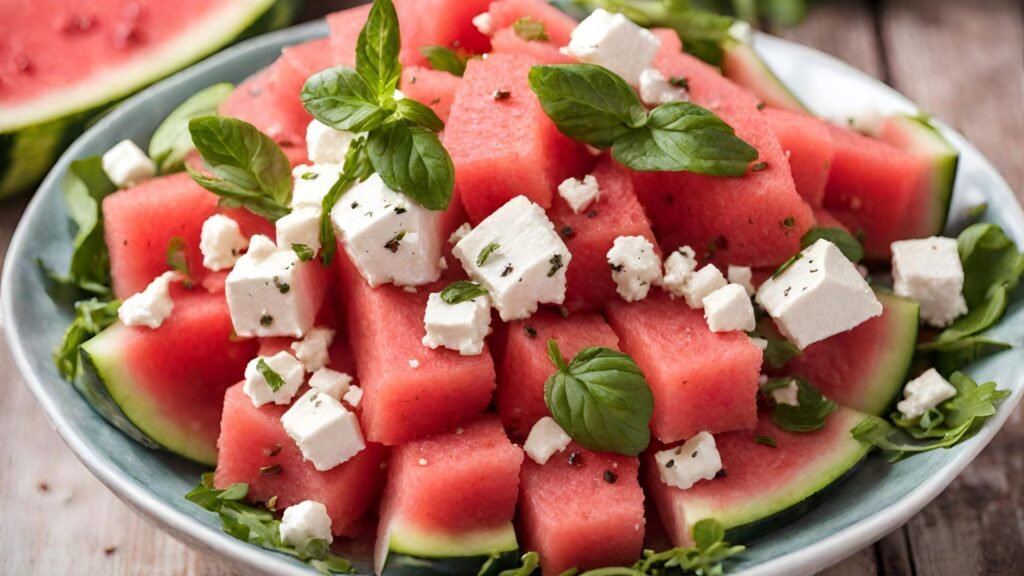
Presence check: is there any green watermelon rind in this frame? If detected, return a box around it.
[0,0,299,200]
[381,520,520,576]
[79,322,218,466]
[722,39,810,114]
[851,290,920,416]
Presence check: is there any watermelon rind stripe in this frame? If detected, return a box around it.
[722,40,810,114]
[855,291,920,416]
[380,520,520,576]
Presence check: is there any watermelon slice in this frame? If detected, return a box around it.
[400,67,461,124]
[722,40,808,114]
[271,38,337,106]
[219,65,311,146]
[486,0,580,46]
[765,108,833,207]
[606,292,762,443]
[632,30,814,267]
[519,443,645,574]
[79,284,258,465]
[0,0,296,198]
[489,28,573,64]
[647,407,871,545]
[375,416,524,575]
[496,310,620,440]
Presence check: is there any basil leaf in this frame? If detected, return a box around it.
[395,98,444,132]
[53,298,121,380]
[367,120,454,211]
[320,136,373,267]
[356,0,402,100]
[301,67,391,132]
[528,64,648,148]
[769,377,837,432]
[419,45,469,76]
[256,359,286,392]
[801,227,864,262]
[148,82,233,173]
[440,281,489,304]
[513,17,549,41]
[186,116,291,222]
[612,101,759,176]
[544,339,654,456]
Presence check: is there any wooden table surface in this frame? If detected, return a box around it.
[2,0,1022,574]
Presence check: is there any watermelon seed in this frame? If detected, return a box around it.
[603,470,618,484]
[560,226,574,238]
[782,217,795,229]
[492,89,511,100]
[587,210,598,218]
[715,468,728,479]
[568,451,582,466]
[430,98,441,105]
[523,326,538,339]
[263,443,282,457]
[757,101,766,110]
[752,162,768,172]
[259,464,282,476]
[266,495,278,511]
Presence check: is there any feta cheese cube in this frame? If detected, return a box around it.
[654,431,722,490]
[607,235,662,302]
[282,389,365,471]
[342,384,363,408]
[472,12,493,35]
[291,326,336,372]
[703,283,756,333]
[331,174,443,287]
[276,207,322,256]
[421,292,493,356]
[557,175,601,214]
[225,235,325,338]
[291,163,343,209]
[101,139,156,188]
[727,265,755,296]
[243,351,305,407]
[764,378,800,407]
[449,222,472,245]
[891,237,967,327]
[897,368,958,419]
[563,9,662,85]
[523,416,572,465]
[681,264,727,309]
[756,239,883,349]
[279,501,333,548]
[452,196,572,320]
[309,367,353,400]
[662,246,698,297]
[306,119,359,164]
[200,214,249,271]
[119,272,177,328]
[638,68,689,107]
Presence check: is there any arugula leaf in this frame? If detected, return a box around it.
[440,281,489,304]
[367,120,454,211]
[419,46,470,76]
[395,98,445,132]
[53,298,121,380]
[355,0,402,100]
[301,67,390,132]
[320,136,373,266]
[148,83,233,173]
[765,377,838,432]
[256,359,286,392]
[165,237,192,282]
[186,116,292,221]
[544,339,654,456]
[513,16,549,41]
[800,227,864,263]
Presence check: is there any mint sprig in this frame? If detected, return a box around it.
[320,136,374,266]
[149,82,233,173]
[419,46,470,76]
[256,359,287,392]
[763,377,837,433]
[53,298,121,380]
[440,281,489,304]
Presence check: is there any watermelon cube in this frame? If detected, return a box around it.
[326,3,372,66]
[487,0,579,46]
[764,107,833,207]
[215,384,387,537]
[219,68,309,146]
[400,66,461,124]
[444,53,590,223]
[519,444,645,574]
[490,28,573,64]
[496,310,620,439]
[606,293,761,442]
[271,38,337,106]
[631,30,814,268]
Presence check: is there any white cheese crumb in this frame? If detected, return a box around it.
[418,458,428,466]
[563,9,662,85]
[101,139,156,188]
[472,12,493,35]
[654,431,722,490]
[764,378,800,407]
[279,501,333,548]
[276,207,322,257]
[607,235,662,302]
[118,272,176,329]
[342,384,363,408]
[662,246,698,297]
[306,119,359,164]
[200,214,249,272]
[702,283,756,332]
[681,264,727,309]
[557,174,601,214]
[727,265,755,296]
[308,367,353,400]
[408,358,420,368]
[750,336,768,350]
[422,292,492,355]
[282,389,365,471]
[524,416,573,465]
[891,236,967,328]
[291,327,336,372]
[897,368,958,419]
[449,222,472,245]
[291,163,343,209]
[638,68,688,106]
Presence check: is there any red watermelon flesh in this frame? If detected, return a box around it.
[340,255,496,445]
[490,28,573,64]
[445,53,590,223]
[496,310,620,440]
[219,67,310,146]
[550,156,659,312]
[326,3,372,67]
[401,67,461,124]
[606,292,761,442]
[215,384,387,536]
[812,207,849,232]
[487,0,579,46]
[271,38,337,105]
[764,108,833,207]
[519,443,645,574]
[631,30,813,268]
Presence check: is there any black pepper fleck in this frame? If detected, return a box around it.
[524,325,538,338]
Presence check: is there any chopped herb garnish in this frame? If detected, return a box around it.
[669,76,689,89]
[301,172,318,180]
[260,314,274,326]
[752,161,768,172]
[547,254,564,277]
[512,16,549,41]
[394,206,407,214]
[259,464,282,476]
[273,277,290,294]
[256,359,286,392]
[967,202,988,220]
[609,261,625,273]
[384,230,407,253]
[754,435,777,448]
[781,216,795,229]
[477,241,500,265]
[292,244,314,262]
[772,252,803,278]
[502,263,514,277]
[440,280,489,304]
[603,470,618,484]
[665,459,675,469]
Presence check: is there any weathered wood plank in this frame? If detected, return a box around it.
[820,546,879,576]
[773,0,885,79]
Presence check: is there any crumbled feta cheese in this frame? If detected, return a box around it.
[291,163,343,209]
[662,246,698,297]
[279,501,333,548]
[897,368,958,419]
[342,385,363,408]
[523,417,572,465]
[452,196,572,321]
[727,265,755,296]
[422,292,492,355]
[200,214,249,271]
[101,139,156,188]
[331,174,443,287]
[607,235,662,302]
[291,326,336,372]
[408,358,420,368]
[472,12,493,35]
[282,389,365,471]
[750,336,768,350]
[276,207,322,257]
[306,119,359,164]
[562,9,661,85]
[703,284,756,333]
[756,239,882,349]
[891,237,967,328]
[225,235,325,338]
[308,367,353,400]
[654,431,722,490]
[557,175,601,214]
[681,264,727,309]
[765,378,800,407]
[243,351,305,407]
[119,272,176,328]
[449,222,472,245]
[638,68,688,106]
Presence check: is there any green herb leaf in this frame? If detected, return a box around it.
[419,45,470,76]
[256,359,286,392]
[165,237,191,281]
[148,83,233,173]
[356,0,402,100]
[513,16,549,41]
[291,244,314,262]
[800,227,864,262]
[53,298,121,380]
[762,336,801,369]
[367,120,454,211]
[476,242,500,266]
[319,136,372,266]
[544,339,654,456]
[629,519,744,576]
[301,67,390,132]
[772,251,802,278]
[496,552,540,576]
[186,116,292,222]
[440,281,489,304]
[754,435,777,448]
[967,201,988,221]
[395,98,445,132]
[767,377,838,433]
[931,336,1012,377]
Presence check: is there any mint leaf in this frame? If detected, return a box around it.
[53,298,121,380]
[513,16,549,41]
[301,67,390,132]
[440,281,489,304]
[186,116,291,221]
[768,377,838,432]
[762,336,801,369]
[544,339,654,456]
[395,98,444,132]
[419,45,470,76]
[356,0,402,100]
[165,237,191,281]
[367,120,454,211]
[292,244,315,262]
[149,82,233,173]
[476,242,500,266]
[320,136,373,266]
[256,359,286,392]
[801,227,864,263]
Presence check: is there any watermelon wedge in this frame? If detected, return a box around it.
[722,40,808,114]
[401,67,462,124]
[486,0,579,46]
[489,28,573,64]
[0,0,296,198]
[765,107,833,207]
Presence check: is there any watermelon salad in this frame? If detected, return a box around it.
[44,0,1024,574]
